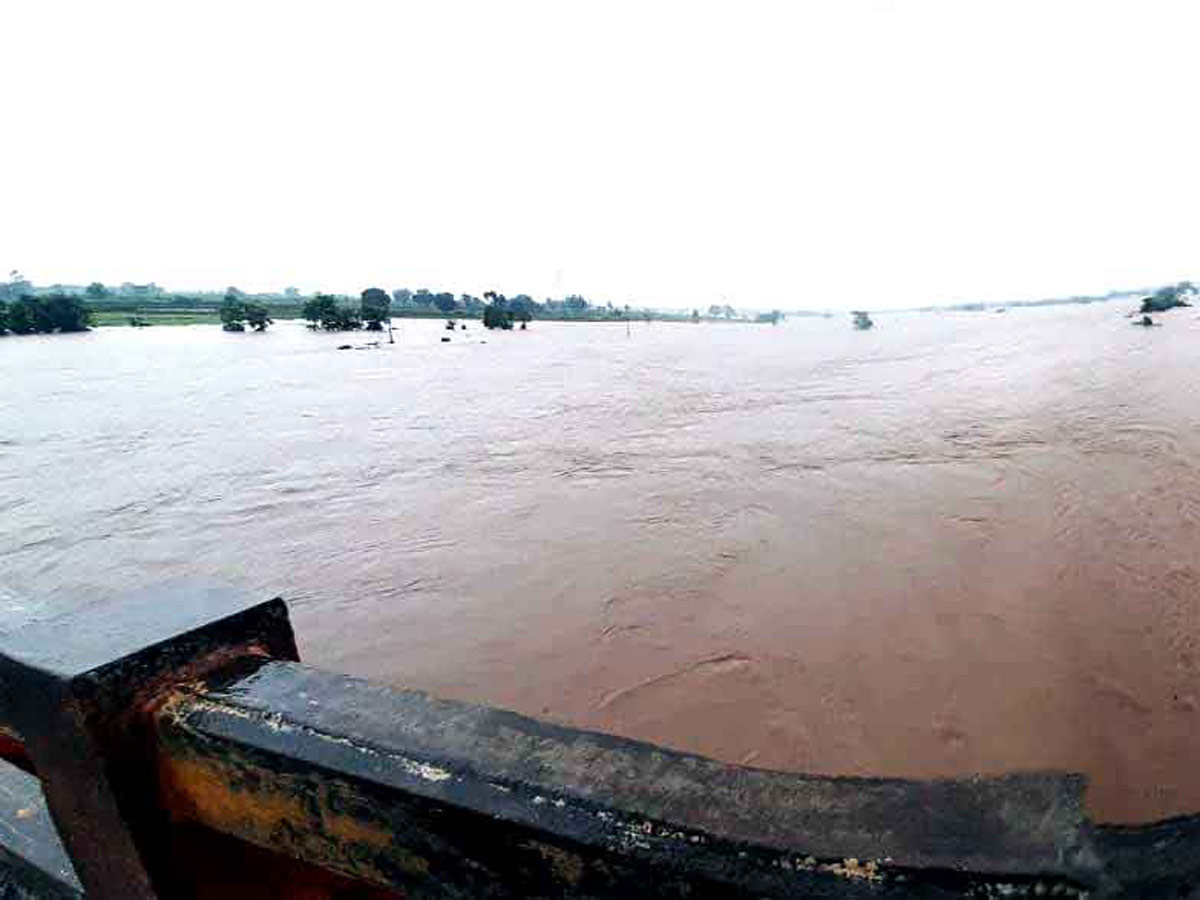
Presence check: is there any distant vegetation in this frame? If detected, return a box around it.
[220,291,273,332]
[1139,281,1194,314]
[0,272,769,329]
[8,270,1196,334]
[360,288,392,331]
[302,294,363,331]
[482,292,513,330]
[917,286,1171,314]
[0,273,93,335]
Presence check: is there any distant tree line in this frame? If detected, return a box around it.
[0,272,93,335]
[300,289,392,332]
[390,287,642,320]
[299,287,639,332]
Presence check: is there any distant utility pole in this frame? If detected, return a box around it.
[387,316,394,344]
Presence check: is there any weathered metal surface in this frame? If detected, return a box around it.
[155,660,1101,897]
[0,579,299,899]
[1094,816,1200,898]
[0,759,82,900]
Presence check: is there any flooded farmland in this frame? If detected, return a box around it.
[2,304,1198,823]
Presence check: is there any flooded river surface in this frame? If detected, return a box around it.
[2,305,1198,823]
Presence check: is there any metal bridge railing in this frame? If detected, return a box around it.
[0,580,1195,898]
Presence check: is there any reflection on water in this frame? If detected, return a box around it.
[2,306,1198,823]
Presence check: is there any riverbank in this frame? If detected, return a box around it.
[90,306,717,328]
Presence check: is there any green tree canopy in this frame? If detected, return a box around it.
[2,294,92,334]
[244,301,272,332]
[361,288,392,330]
[303,294,362,331]
[220,295,246,331]
[482,291,513,330]
[509,295,537,322]
[1141,282,1195,313]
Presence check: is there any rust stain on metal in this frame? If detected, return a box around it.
[160,753,388,847]
[122,642,274,727]
[0,728,32,772]
[158,742,436,887]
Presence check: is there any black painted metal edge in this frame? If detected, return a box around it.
[0,760,83,900]
[177,661,1104,886]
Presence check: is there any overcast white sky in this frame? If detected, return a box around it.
[3,1,1197,309]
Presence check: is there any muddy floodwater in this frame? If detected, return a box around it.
[2,306,1198,823]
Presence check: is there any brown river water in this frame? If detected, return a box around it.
[2,305,1198,823]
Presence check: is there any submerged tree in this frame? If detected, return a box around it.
[482,291,513,330]
[220,294,274,332]
[244,301,273,332]
[852,310,874,330]
[45,293,93,332]
[1140,282,1195,314]
[509,295,536,324]
[2,293,93,334]
[303,294,334,328]
[7,298,35,334]
[303,294,362,331]
[220,295,246,332]
[361,288,392,330]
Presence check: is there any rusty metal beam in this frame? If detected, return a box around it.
[0,759,81,900]
[0,579,299,899]
[153,660,1102,898]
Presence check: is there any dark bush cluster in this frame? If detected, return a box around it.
[302,294,363,331]
[220,295,273,332]
[360,288,392,331]
[1140,282,1195,314]
[0,293,93,335]
[482,291,513,330]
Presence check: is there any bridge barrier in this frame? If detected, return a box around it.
[0,579,1195,898]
